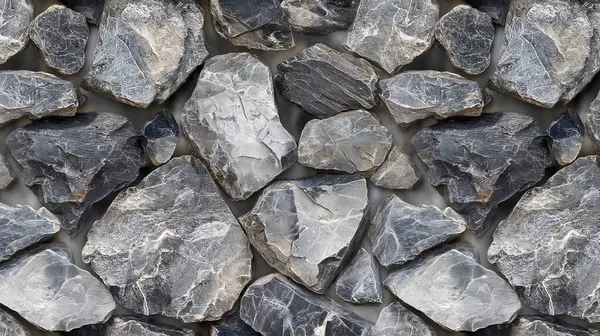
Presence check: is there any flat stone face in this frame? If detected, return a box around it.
[586,92,600,154]
[379,71,484,126]
[0,244,115,331]
[142,109,179,166]
[412,112,551,235]
[60,0,104,24]
[466,0,509,25]
[370,146,420,190]
[276,43,378,118]
[0,154,14,189]
[548,109,584,166]
[385,244,521,332]
[334,248,382,304]
[370,194,466,268]
[344,0,439,73]
[0,309,30,336]
[298,110,392,173]
[83,0,208,108]
[82,156,253,323]
[0,0,33,64]
[370,302,436,336]
[6,112,145,236]
[211,313,259,336]
[510,317,600,336]
[239,174,368,294]
[105,317,195,336]
[240,274,373,336]
[281,0,359,35]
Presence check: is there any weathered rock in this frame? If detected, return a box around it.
[6,112,145,236]
[239,174,368,294]
[281,0,359,35]
[586,92,600,154]
[548,109,584,166]
[466,0,510,25]
[83,0,209,108]
[142,109,179,166]
[370,194,466,268]
[370,146,420,190]
[344,0,439,73]
[210,0,294,50]
[298,110,392,173]
[334,248,382,304]
[510,317,600,336]
[370,302,436,336]
[105,317,195,336]
[0,0,33,64]
[82,156,253,323]
[276,43,378,118]
[0,309,30,336]
[379,71,484,126]
[240,274,373,335]
[181,53,297,201]
[412,112,551,235]
[211,313,259,336]
[60,0,104,24]
[0,154,14,189]
[0,244,115,331]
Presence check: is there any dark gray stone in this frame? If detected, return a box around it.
[142,109,179,166]
[60,0,104,24]
[104,317,195,336]
[0,0,33,64]
[0,154,14,189]
[370,302,436,336]
[281,0,358,35]
[0,309,30,336]
[510,317,600,336]
[466,0,510,25]
[334,248,382,304]
[369,146,420,190]
[211,313,259,336]
[548,109,584,166]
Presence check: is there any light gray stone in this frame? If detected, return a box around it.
[370,302,436,336]
[60,0,104,24]
[510,317,600,336]
[548,109,584,166]
[104,317,195,336]
[586,92,600,154]
[370,146,420,190]
[281,0,359,36]
[0,309,30,336]
[0,0,33,64]
[334,248,382,304]
[142,109,179,166]
[0,154,14,189]
[466,0,509,25]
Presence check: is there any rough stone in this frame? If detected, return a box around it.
[370,194,467,268]
[211,313,259,336]
[0,0,33,64]
[276,43,378,118]
[142,109,179,166]
[548,109,584,166]
[281,0,359,36]
[344,0,439,73]
[334,248,382,304]
[0,154,14,189]
[181,53,297,201]
[240,274,373,336]
[379,71,484,126]
[60,0,104,24]
[466,0,510,25]
[298,110,392,173]
[239,174,368,294]
[510,317,600,336]
[82,156,253,323]
[586,92,600,154]
[370,146,420,190]
[0,309,30,336]
[6,112,145,236]
[412,112,552,235]
[83,0,209,108]
[104,317,195,336]
[370,302,436,336]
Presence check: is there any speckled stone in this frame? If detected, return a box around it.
[0,0,33,64]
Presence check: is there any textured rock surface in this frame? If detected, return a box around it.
[370,302,436,336]
[0,244,115,331]
[370,194,466,268]
[0,309,30,336]
[586,92,600,154]
[298,110,392,172]
[281,0,359,35]
[276,43,378,118]
[142,109,179,166]
[466,0,510,25]
[412,112,551,235]
[104,317,195,336]
[0,154,14,189]
[82,156,253,323]
[211,313,259,336]
[60,0,104,24]
[510,317,600,336]
[334,248,382,304]
[6,112,145,236]
[83,0,208,107]
[548,109,584,166]
[239,174,368,294]
[240,274,373,335]
[344,0,439,73]
[0,0,33,64]
[379,71,484,126]
[370,146,420,190]
[181,53,297,201]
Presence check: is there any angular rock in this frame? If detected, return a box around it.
[548,109,584,166]
[60,0,104,24]
[105,317,195,336]
[276,43,378,118]
[370,302,436,336]
[240,274,373,335]
[344,0,439,73]
[0,0,33,64]
[412,112,552,235]
[142,109,179,166]
[211,313,259,336]
[239,174,368,294]
[435,5,495,75]
[586,92,600,154]
[370,146,420,190]
[181,53,297,201]
[466,0,510,25]
[210,0,294,50]
[510,317,600,336]
[0,154,14,189]
[370,194,467,268]
[0,244,115,331]
[82,156,253,323]
[83,0,209,108]
[385,244,521,332]
[6,112,145,236]
[0,309,30,336]
[379,71,484,126]
[334,248,382,304]
[298,110,392,173]
[281,0,359,36]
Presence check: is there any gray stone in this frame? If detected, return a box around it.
[370,146,421,190]
[60,0,104,24]
[548,109,584,166]
[0,309,30,336]
[0,154,14,189]
[344,0,439,73]
[370,302,436,336]
[104,317,195,336]
[211,313,259,336]
[181,53,297,201]
[240,274,373,336]
[370,194,467,268]
[385,244,521,332]
[210,0,294,50]
[0,244,115,331]
[298,110,392,173]
[82,156,253,323]
[510,317,600,336]
[83,0,208,108]
[276,43,378,118]
[412,112,552,235]
[586,92,600,154]
[281,0,359,36]
[142,109,179,166]
[239,174,368,294]
[6,112,145,236]
[379,71,484,126]
[466,0,510,25]
[334,248,382,304]
[0,0,33,64]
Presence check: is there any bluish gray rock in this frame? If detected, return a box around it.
[211,313,259,336]
[334,248,382,304]
[0,309,30,336]
[281,0,359,35]
[370,302,436,336]
[548,109,584,166]
[370,146,421,190]
[0,154,14,189]
[142,109,179,166]
[0,0,33,64]
[510,317,600,336]
[60,0,104,24]
[466,0,509,25]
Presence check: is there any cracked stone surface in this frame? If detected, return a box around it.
[181,53,297,201]
[29,5,89,75]
[0,309,30,336]
[298,110,392,173]
[370,302,436,336]
[344,0,439,73]
[240,274,373,336]
[60,0,104,24]
[586,92,600,154]
[510,317,600,336]
[82,156,253,323]
[370,194,467,269]
[239,174,368,294]
[435,5,495,75]
[385,244,521,332]
[334,248,382,304]
[210,0,294,51]
[105,317,195,336]
[281,0,359,36]
[82,0,209,108]
[211,313,259,336]
[0,154,14,189]
[142,109,179,166]
[548,109,584,166]
[412,112,551,235]
[379,71,484,126]
[0,0,33,64]
[276,43,378,118]
[466,0,510,25]
[6,112,145,236]
[370,146,421,190]
[0,244,115,331]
